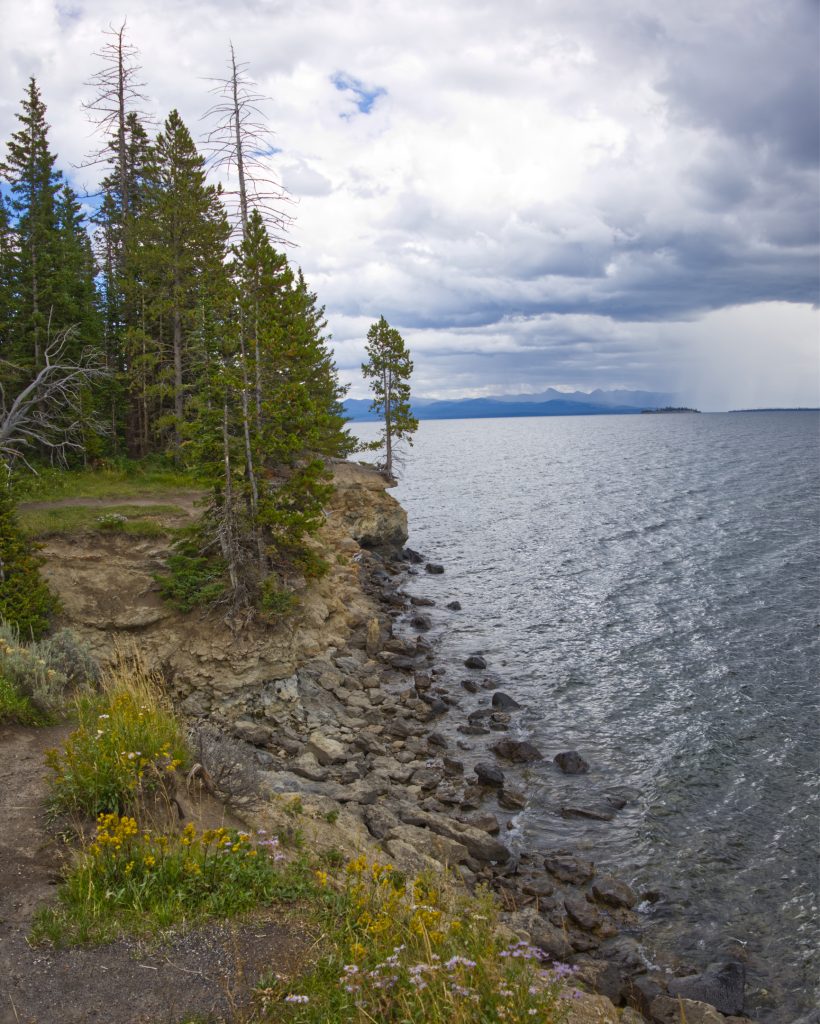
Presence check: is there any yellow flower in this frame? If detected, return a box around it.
[143,854,156,868]
[315,869,329,887]
[124,861,135,875]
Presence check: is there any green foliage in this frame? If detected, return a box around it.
[18,502,183,539]
[31,816,303,946]
[256,856,570,1023]
[361,316,418,479]
[10,458,204,502]
[155,529,227,611]
[0,675,47,725]
[259,577,299,616]
[45,662,188,817]
[0,486,59,638]
[0,623,97,718]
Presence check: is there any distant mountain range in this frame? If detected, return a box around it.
[343,388,678,422]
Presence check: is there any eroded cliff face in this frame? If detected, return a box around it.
[39,460,407,716]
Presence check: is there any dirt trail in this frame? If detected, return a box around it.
[0,725,309,1024]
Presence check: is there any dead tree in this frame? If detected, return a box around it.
[81,19,151,213]
[0,328,109,471]
[201,42,295,245]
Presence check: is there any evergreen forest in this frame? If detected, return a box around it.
[0,31,357,627]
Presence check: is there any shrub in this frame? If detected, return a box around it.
[0,623,97,717]
[31,816,298,945]
[45,661,187,816]
[0,486,59,638]
[155,535,227,612]
[257,856,572,1023]
[0,674,47,725]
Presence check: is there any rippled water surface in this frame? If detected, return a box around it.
[355,412,820,1020]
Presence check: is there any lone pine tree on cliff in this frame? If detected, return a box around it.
[361,316,418,480]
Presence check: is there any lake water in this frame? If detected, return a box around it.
[353,412,820,1021]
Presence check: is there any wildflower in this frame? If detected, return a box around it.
[284,994,309,1003]
[98,714,110,720]
[315,869,329,887]
[143,855,156,868]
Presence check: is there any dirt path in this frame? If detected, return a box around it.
[0,725,310,1024]
[19,490,205,514]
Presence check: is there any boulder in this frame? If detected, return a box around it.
[561,803,616,822]
[425,563,445,574]
[446,600,462,611]
[410,595,436,607]
[667,962,745,1016]
[363,804,401,839]
[461,678,480,693]
[306,730,349,765]
[564,893,604,932]
[398,807,510,863]
[410,612,433,631]
[554,750,590,774]
[474,762,505,787]
[464,654,487,670]
[592,875,638,909]
[386,824,469,865]
[232,719,274,747]
[492,738,543,763]
[498,788,526,810]
[403,547,424,564]
[491,691,521,711]
[529,918,574,962]
[544,851,595,885]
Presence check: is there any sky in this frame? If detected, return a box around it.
[1,0,818,409]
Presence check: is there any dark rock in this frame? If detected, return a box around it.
[410,612,433,631]
[254,750,276,767]
[554,749,590,774]
[460,785,485,810]
[544,850,595,885]
[446,600,462,611]
[569,928,601,952]
[468,708,493,723]
[458,724,490,736]
[474,762,505,787]
[410,595,436,607]
[560,802,617,822]
[491,691,521,711]
[464,654,487,670]
[492,738,543,763]
[480,676,502,690]
[498,787,526,810]
[667,962,745,1016]
[427,731,448,749]
[403,547,424,564]
[442,756,464,775]
[385,655,418,671]
[384,718,414,739]
[425,562,445,574]
[573,957,624,1003]
[414,672,432,691]
[624,974,665,1017]
[521,876,554,898]
[411,767,443,790]
[232,720,274,746]
[459,812,500,834]
[529,919,574,961]
[592,875,638,909]
[460,678,480,693]
[604,793,628,810]
[564,893,604,932]
[363,804,401,839]
[423,698,449,717]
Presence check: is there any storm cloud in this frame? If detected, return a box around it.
[1,0,817,408]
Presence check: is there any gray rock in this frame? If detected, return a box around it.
[459,812,500,834]
[446,600,462,610]
[460,678,480,693]
[544,850,595,884]
[306,730,349,765]
[560,802,616,822]
[290,752,329,782]
[398,807,510,863]
[554,749,590,774]
[492,738,543,763]
[650,997,723,1024]
[667,962,745,1016]
[410,612,433,631]
[623,974,665,1018]
[498,788,526,810]
[474,762,505,787]
[464,654,487,670]
[232,719,274,746]
[592,874,638,909]
[410,595,436,607]
[491,691,521,710]
[425,562,445,574]
[459,724,490,736]
[521,876,554,898]
[564,893,604,932]
[529,918,574,961]
[363,804,401,839]
[442,756,464,775]
[427,730,448,748]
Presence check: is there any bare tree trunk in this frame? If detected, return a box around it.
[221,394,240,596]
[172,294,184,452]
[230,43,249,240]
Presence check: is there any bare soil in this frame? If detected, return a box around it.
[0,724,311,1024]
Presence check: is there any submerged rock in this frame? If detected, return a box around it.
[554,749,590,774]
[425,562,445,574]
[544,851,595,885]
[592,875,638,909]
[474,762,505,787]
[464,654,487,670]
[491,691,521,711]
[491,738,543,763]
[446,600,462,611]
[667,962,745,1016]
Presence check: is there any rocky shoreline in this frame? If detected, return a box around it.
[39,461,769,1024]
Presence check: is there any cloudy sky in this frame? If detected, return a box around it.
[2,0,818,409]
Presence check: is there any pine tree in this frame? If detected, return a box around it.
[0,79,62,372]
[0,484,58,638]
[0,197,15,360]
[54,184,102,359]
[137,110,230,454]
[361,316,418,480]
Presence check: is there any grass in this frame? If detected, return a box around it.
[12,459,205,503]
[45,659,188,817]
[30,818,312,946]
[19,503,187,539]
[0,623,98,720]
